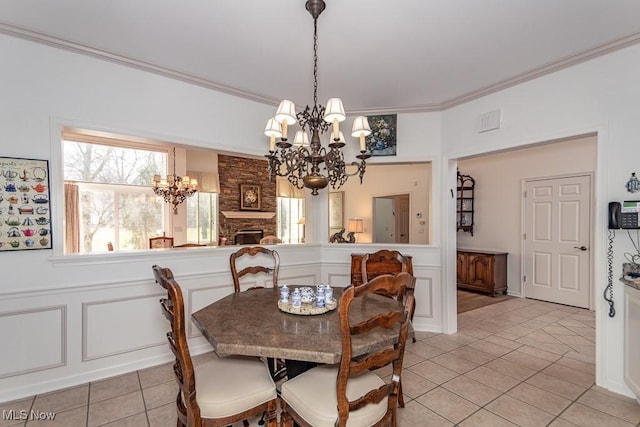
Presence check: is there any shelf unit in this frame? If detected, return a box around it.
[457,170,475,236]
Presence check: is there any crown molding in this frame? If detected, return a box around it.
[2,22,640,114]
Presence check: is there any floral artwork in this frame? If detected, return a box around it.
[365,114,397,156]
[240,184,261,210]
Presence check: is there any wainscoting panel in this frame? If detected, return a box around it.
[0,306,66,379]
[82,294,166,361]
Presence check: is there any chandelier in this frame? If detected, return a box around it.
[152,147,198,214]
[264,0,372,196]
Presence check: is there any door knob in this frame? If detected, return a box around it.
[573,246,588,251]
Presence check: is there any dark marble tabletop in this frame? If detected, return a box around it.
[191,287,406,364]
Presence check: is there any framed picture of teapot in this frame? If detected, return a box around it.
[0,156,52,252]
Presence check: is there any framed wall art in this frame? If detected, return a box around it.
[365,114,397,156]
[0,156,52,252]
[240,184,261,210]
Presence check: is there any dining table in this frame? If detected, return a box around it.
[191,287,410,365]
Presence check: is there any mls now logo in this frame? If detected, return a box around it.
[2,410,56,421]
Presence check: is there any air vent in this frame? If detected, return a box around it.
[477,109,502,133]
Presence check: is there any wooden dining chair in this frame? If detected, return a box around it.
[152,265,278,427]
[259,235,282,245]
[280,272,415,427]
[229,246,280,292]
[149,235,174,249]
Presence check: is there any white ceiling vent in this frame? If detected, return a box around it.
[477,109,502,133]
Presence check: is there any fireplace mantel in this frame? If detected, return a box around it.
[221,211,276,219]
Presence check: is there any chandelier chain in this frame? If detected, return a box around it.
[313,16,319,107]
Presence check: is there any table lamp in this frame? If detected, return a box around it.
[347,218,364,243]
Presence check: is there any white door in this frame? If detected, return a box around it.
[524,175,591,308]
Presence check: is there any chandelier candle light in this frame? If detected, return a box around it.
[152,147,198,214]
[264,0,372,196]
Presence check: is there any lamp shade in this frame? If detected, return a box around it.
[264,117,282,137]
[324,98,346,122]
[348,218,364,233]
[275,100,297,124]
[351,116,372,137]
[293,130,310,146]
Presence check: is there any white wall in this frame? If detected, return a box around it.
[0,34,444,402]
[457,135,597,296]
[442,44,640,397]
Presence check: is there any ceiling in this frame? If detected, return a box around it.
[2,0,640,114]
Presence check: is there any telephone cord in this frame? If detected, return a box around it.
[604,229,615,317]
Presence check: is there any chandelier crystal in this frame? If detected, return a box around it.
[264,0,372,196]
[152,147,198,214]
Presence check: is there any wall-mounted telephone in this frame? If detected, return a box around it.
[608,201,640,229]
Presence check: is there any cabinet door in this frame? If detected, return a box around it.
[456,252,468,285]
[468,254,494,291]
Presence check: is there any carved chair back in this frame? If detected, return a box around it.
[229,246,280,293]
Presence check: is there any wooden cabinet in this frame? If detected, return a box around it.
[350,252,413,286]
[457,249,508,295]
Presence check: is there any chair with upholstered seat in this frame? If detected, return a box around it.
[149,235,174,249]
[259,235,282,245]
[229,246,280,292]
[280,272,415,427]
[152,265,278,427]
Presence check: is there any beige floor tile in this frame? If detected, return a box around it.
[0,398,35,427]
[517,344,563,362]
[484,357,538,381]
[458,408,518,427]
[448,345,496,364]
[467,339,513,357]
[397,400,454,427]
[501,349,555,371]
[100,412,148,427]
[32,385,88,414]
[559,402,635,427]
[483,334,523,350]
[415,387,479,424]
[526,372,588,400]
[147,403,177,427]
[87,391,145,427]
[589,385,640,404]
[430,353,479,374]
[516,337,571,355]
[548,418,582,427]
[402,348,426,368]
[554,334,595,347]
[464,366,521,392]
[425,334,473,351]
[442,375,502,406]
[577,388,640,424]
[542,324,577,335]
[407,360,459,385]
[486,394,555,427]
[25,406,87,426]
[456,326,493,339]
[507,382,572,415]
[413,331,440,341]
[89,372,141,404]
[138,362,174,389]
[399,370,438,399]
[556,356,596,374]
[405,342,447,359]
[142,381,176,411]
[542,363,595,388]
[501,325,538,338]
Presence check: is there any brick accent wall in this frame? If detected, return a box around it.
[217,154,276,242]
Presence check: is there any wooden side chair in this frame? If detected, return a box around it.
[149,235,174,249]
[259,235,282,245]
[280,272,415,427]
[229,246,280,292]
[152,265,278,427]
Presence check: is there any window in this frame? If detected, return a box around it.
[186,191,218,245]
[276,179,305,244]
[63,134,167,253]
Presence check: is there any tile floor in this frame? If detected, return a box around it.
[2,297,640,427]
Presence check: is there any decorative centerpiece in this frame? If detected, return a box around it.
[278,285,337,315]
